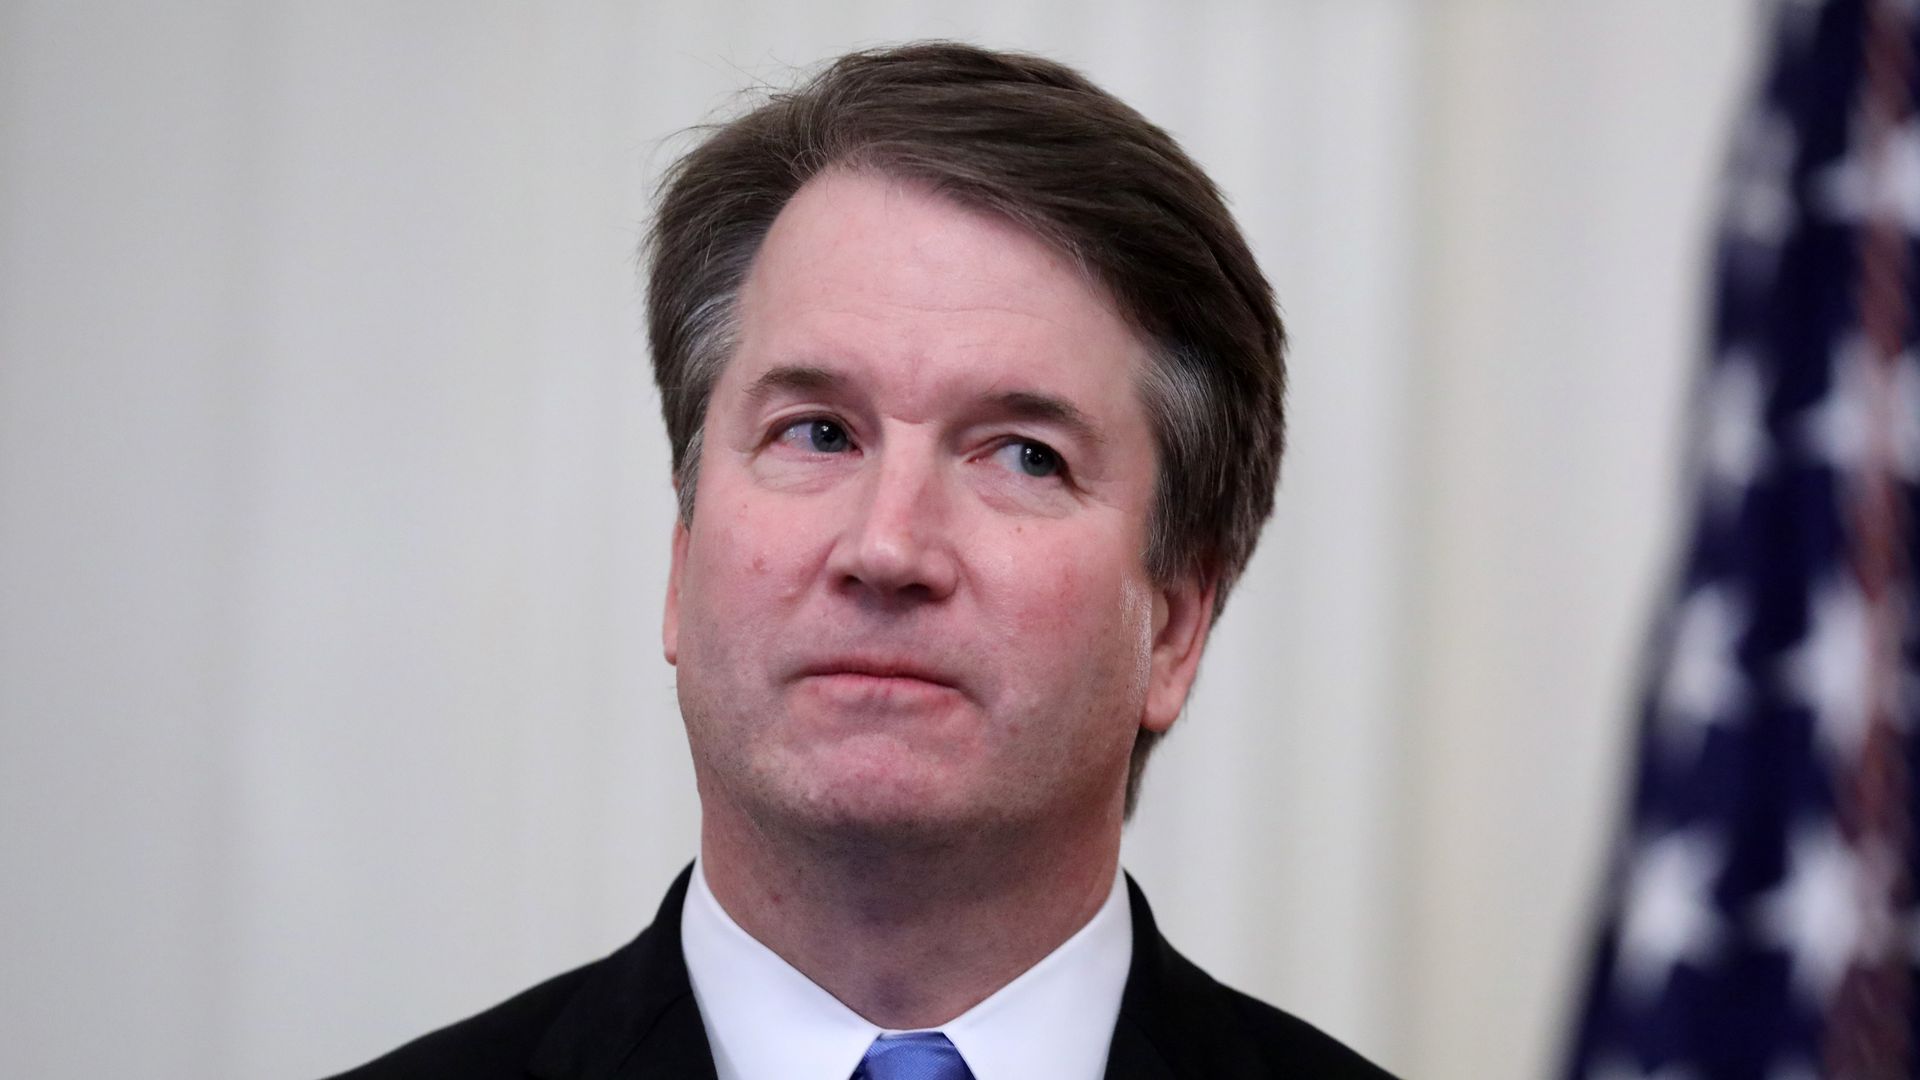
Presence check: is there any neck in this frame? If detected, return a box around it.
[697,800,1122,1030]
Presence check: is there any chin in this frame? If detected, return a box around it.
[745,756,1015,854]
[795,807,991,857]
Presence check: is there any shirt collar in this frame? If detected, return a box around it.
[681,859,1132,1080]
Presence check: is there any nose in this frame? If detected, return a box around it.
[826,445,959,605]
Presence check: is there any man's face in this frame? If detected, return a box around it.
[664,169,1213,844]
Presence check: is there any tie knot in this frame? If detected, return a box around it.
[855,1032,975,1080]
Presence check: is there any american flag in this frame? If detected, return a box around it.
[1564,1,1920,1077]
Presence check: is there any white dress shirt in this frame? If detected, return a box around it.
[681,859,1132,1080]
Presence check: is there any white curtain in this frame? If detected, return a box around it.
[0,3,1759,1078]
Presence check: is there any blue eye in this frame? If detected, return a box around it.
[993,439,1063,478]
[779,418,852,453]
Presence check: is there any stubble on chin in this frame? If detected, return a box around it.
[732,736,1020,855]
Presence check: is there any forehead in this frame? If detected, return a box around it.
[726,169,1152,417]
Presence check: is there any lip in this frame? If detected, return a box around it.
[791,656,965,699]
[794,656,961,688]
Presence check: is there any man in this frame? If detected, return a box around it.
[335,42,1395,1080]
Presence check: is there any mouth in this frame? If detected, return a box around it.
[792,657,964,702]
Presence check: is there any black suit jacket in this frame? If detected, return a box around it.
[330,866,1397,1079]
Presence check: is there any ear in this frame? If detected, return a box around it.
[1143,572,1217,733]
[663,513,689,667]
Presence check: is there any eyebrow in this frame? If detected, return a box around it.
[741,364,844,407]
[740,363,1105,447]
[983,389,1104,448]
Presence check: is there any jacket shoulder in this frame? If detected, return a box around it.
[324,960,599,1080]
[322,865,706,1080]
[1115,876,1399,1079]
[1217,981,1399,1079]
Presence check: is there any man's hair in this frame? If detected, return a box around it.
[646,42,1285,811]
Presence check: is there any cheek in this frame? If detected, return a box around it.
[985,532,1155,699]
[680,501,816,642]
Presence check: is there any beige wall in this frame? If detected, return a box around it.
[1408,5,1759,1075]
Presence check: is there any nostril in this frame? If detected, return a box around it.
[832,531,957,605]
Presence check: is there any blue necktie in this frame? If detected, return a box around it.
[853,1031,975,1080]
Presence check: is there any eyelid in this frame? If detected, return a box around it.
[761,414,1073,482]
[985,435,1071,482]
[768,411,857,447]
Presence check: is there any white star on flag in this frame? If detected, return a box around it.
[1614,829,1724,1003]
[1725,111,1799,254]
[1700,353,1769,510]
[1755,824,1899,1006]
[1798,334,1920,482]
[1814,114,1920,232]
[1784,575,1882,769]
[1657,586,1748,761]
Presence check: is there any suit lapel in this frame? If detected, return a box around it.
[1104,1012,1179,1080]
[528,865,719,1080]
